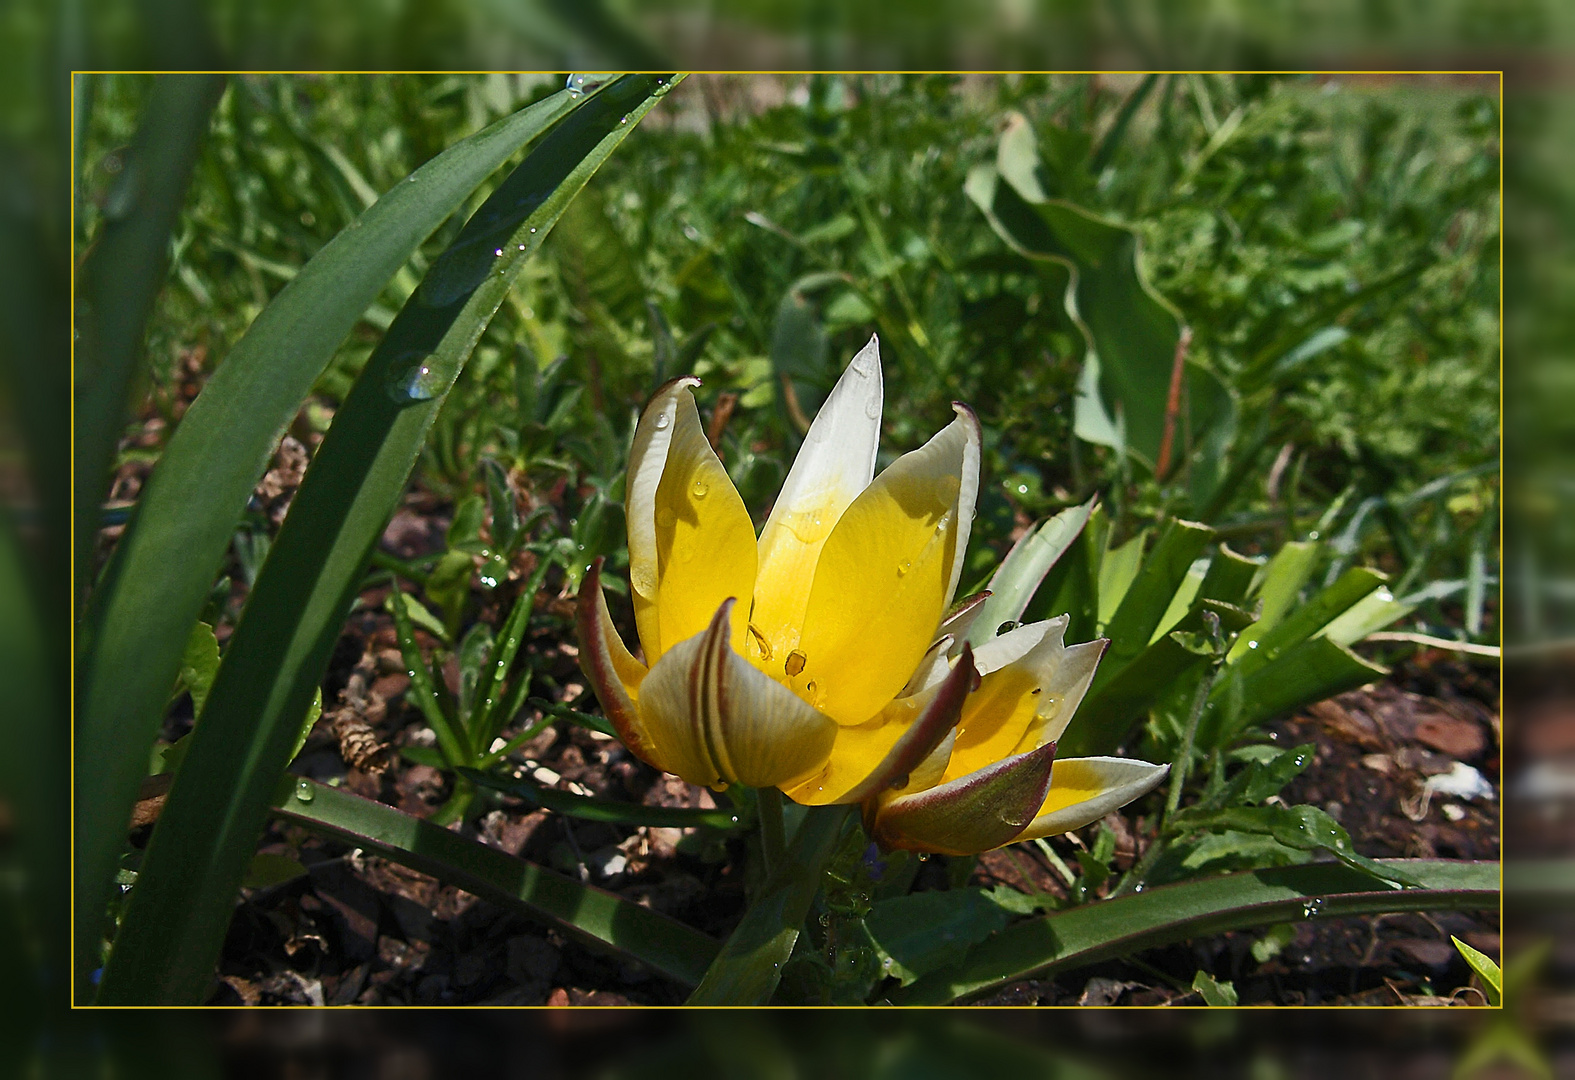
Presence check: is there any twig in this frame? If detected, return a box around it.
[1155,325,1191,480]
[1362,632,1500,658]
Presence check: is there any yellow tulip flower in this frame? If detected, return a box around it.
[577,336,1168,854]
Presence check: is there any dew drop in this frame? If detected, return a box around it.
[1308,530,1320,540]
[566,73,617,96]
[494,247,504,258]
[517,243,526,251]
[896,560,911,578]
[294,779,315,803]
[784,650,807,677]
[1132,882,1146,893]
[1247,639,1260,650]
[653,78,674,97]
[852,351,876,377]
[691,479,709,499]
[630,564,657,597]
[530,227,537,234]
[1301,897,1324,918]
[864,398,882,420]
[387,353,445,404]
[653,412,671,430]
[656,507,677,528]
[996,620,1018,636]
[619,113,630,125]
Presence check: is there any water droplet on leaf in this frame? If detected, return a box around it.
[294,779,315,803]
[387,353,445,403]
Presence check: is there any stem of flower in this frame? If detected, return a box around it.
[758,785,787,877]
[688,803,853,1005]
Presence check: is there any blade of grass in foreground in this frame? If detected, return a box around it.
[72,85,586,999]
[272,777,718,988]
[889,858,1499,1004]
[96,75,680,1004]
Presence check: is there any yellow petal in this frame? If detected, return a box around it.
[626,378,756,663]
[574,558,660,770]
[792,405,981,726]
[784,642,976,806]
[751,336,884,664]
[636,599,837,789]
[1013,757,1169,841]
[941,625,1106,783]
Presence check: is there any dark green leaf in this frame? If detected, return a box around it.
[863,888,1017,987]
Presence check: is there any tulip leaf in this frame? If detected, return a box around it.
[688,805,852,1005]
[967,497,1095,648]
[965,114,1234,470]
[889,858,1498,1004]
[1230,566,1386,680]
[459,768,746,831]
[72,84,591,995]
[96,75,680,1005]
[863,887,1019,987]
[1202,635,1387,750]
[269,776,718,988]
[175,620,220,717]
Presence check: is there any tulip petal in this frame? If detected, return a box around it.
[870,740,1058,856]
[627,378,757,662]
[940,622,1099,784]
[751,336,884,663]
[575,558,660,769]
[793,405,981,726]
[971,616,1066,677]
[899,634,954,697]
[1010,638,1106,751]
[1013,757,1170,841]
[939,590,991,645]
[785,643,977,806]
[637,599,838,790]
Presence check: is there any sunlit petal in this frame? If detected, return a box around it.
[793,406,981,726]
[637,599,838,790]
[941,621,1091,783]
[785,643,977,806]
[1013,757,1170,841]
[1010,638,1106,751]
[752,335,884,663]
[626,378,756,662]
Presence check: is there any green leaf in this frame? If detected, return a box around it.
[1451,935,1501,1006]
[688,805,852,1005]
[863,888,1018,986]
[965,117,1234,469]
[1227,540,1319,659]
[1170,804,1423,888]
[177,621,220,718]
[1251,922,1297,964]
[1191,969,1238,1006]
[95,75,681,1005]
[73,84,590,993]
[1203,635,1387,748]
[481,458,522,554]
[74,76,226,604]
[1231,566,1385,680]
[967,497,1095,648]
[460,768,745,831]
[1096,529,1148,630]
[384,589,450,644]
[399,744,449,769]
[889,858,1498,1004]
[270,776,717,987]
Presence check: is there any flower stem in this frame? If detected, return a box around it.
[687,803,852,1005]
[758,785,786,877]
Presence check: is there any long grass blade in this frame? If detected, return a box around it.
[271,776,718,988]
[890,858,1498,1004]
[96,75,680,1004]
[72,86,588,997]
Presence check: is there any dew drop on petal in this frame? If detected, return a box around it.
[654,412,671,430]
[630,565,657,597]
[864,398,881,420]
[691,479,709,499]
[896,560,911,578]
